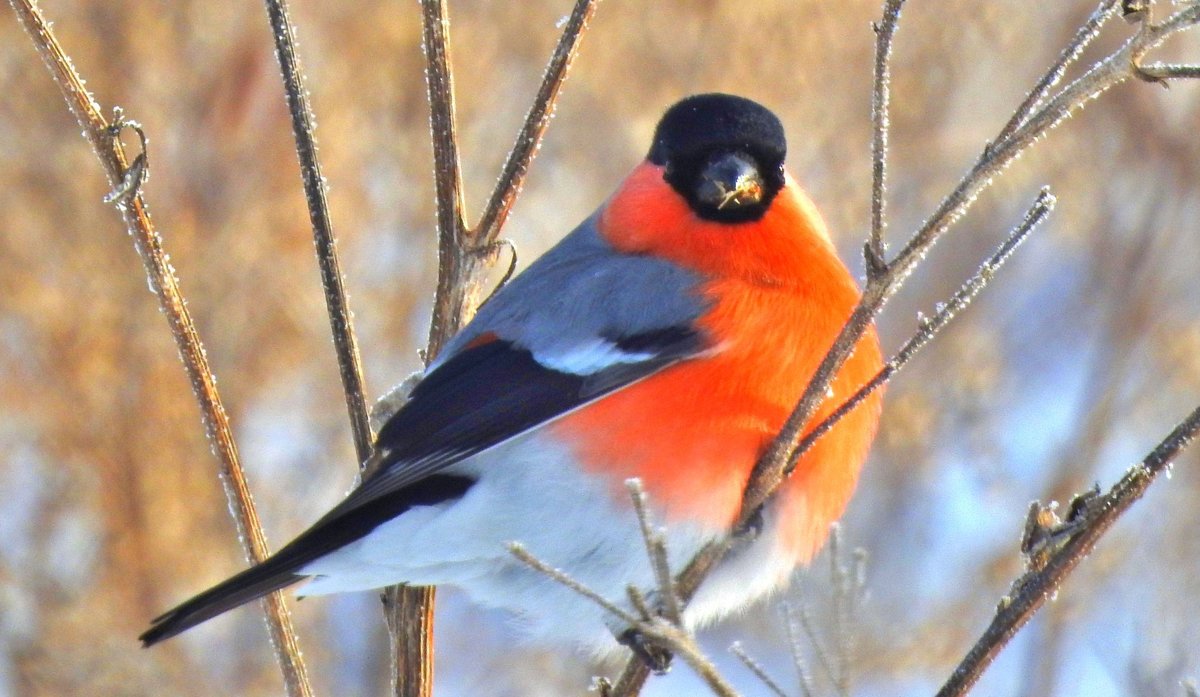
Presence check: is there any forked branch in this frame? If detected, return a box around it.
[935,401,1200,697]
[392,1,600,695]
[610,2,1200,693]
[511,480,739,697]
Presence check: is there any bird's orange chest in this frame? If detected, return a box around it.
[551,162,881,531]
[551,278,842,527]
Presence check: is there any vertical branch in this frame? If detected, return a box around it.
[866,0,905,278]
[421,0,472,361]
[6,2,314,696]
[261,0,374,464]
[390,3,599,693]
[384,588,436,697]
[474,0,600,244]
[380,4,468,696]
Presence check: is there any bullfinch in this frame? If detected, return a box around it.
[139,93,884,655]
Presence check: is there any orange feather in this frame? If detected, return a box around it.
[551,162,883,563]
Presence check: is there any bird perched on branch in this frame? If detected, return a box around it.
[140,93,884,659]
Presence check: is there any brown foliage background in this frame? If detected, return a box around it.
[1,1,1198,695]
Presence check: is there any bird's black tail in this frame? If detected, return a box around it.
[139,554,303,647]
[140,473,478,646]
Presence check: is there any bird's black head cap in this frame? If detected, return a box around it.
[648,94,787,223]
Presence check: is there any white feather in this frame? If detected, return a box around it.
[532,338,657,375]
[299,428,800,652]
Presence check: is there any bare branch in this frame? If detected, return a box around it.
[1136,62,1200,80]
[780,603,817,697]
[392,2,601,693]
[866,0,905,279]
[935,401,1200,697]
[611,4,1200,694]
[383,4,473,693]
[793,599,841,692]
[626,479,684,626]
[993,0,1121,147]
[420,0,472,361]
[6,2,313,695]
[509,543,639,625]
[509,541,740,697]
[730,642,789,697]
[793,188,1054,464]
[888,4,1199,291]
[394,3,601,692]
[474,0,600,243]
[261,0,373,464]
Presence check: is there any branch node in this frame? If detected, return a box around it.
[101,106,150,204]
[476,237,519,308]
[1122,0,1150,23]
[863,240,889,280]
[1132,54,1172,86]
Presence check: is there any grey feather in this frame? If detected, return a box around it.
[436,214,710,369]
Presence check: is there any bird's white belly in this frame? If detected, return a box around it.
[299,428,803,652]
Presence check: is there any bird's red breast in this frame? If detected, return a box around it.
[550,162,883,562]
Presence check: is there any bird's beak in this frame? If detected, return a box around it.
[695,151,765,212]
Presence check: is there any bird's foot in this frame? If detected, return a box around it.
[617,627,673,674]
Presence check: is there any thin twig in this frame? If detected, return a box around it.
[626,585,654,622]
[509,543,639,625]
[794,598,840,691]
[382,4,471,694]
[781,603,817,697]
[793,188,1054,462]
[6,3,313,695]
[261,0,373,464]
[421,0,471,361]
[611,5,1200,694]
[935,401,1200,697]
[730,642,789,697]
[626,479,684,626]
[508,543,739,697]
[888,5,1198,292]
[993,0,1121,148]
[402,2,600,693]
[658,626,741,697]
[827,528,850,695]
[474,0,600,244]
[867,0,905,279]
[827,528,870,697]
[1137,62,1200,79]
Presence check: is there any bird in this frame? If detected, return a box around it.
[139,93,884,658]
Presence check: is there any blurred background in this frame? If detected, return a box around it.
[2,1,1199,695]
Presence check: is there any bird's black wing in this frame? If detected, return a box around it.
[139,327,706,647]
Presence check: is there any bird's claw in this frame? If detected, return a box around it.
[617,628,673,674]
